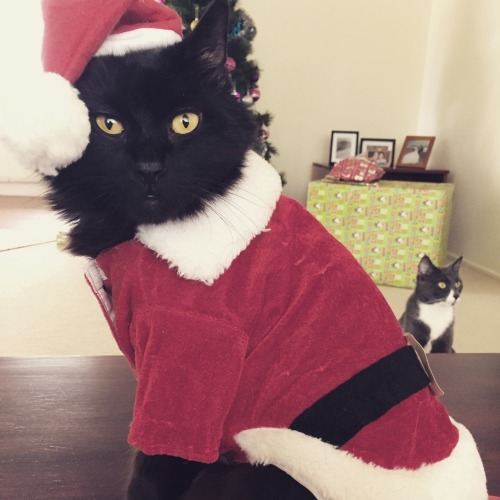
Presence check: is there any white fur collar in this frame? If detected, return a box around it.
[136,151,282,285]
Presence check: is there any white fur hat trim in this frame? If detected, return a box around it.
[95,27,181,57]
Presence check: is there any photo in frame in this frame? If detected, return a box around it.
[359,138,396,168]
[396,136,436,169]
[329,131,359,166]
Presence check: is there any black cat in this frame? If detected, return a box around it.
[46,1,255,258]
[399,255,463,353]
[45,2,312,499]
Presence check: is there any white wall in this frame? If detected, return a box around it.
[242,0,433,203]
[0,0,43,189]
[418,0,500,276]
[243,0,499,276]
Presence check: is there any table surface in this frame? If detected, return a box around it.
[0,354,499,499]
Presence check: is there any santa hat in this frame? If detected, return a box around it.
[0,0,182,176]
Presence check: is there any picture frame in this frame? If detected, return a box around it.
[396,136,436,169]
[329,131,359,166]
[359,138,396,168]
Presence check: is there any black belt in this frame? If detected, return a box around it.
[290,345,430,447]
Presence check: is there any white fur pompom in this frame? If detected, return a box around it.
[0,72,90,176]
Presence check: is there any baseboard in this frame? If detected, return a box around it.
[448,251,500,281]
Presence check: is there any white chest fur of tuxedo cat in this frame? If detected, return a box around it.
[418,291,457,352]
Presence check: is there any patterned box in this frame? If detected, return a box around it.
[306,180,454,288]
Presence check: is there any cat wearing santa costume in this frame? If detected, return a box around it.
[0,0,488,498]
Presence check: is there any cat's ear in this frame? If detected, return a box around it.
[418,255,435,275]
[450,256,463,273]
[185,0,229,76]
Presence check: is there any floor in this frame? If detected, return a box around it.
[1,195,500,356]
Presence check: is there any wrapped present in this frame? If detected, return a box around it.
[330,157,384,183]
[307,180,454,288]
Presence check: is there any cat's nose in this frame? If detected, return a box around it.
[137,162,163,183]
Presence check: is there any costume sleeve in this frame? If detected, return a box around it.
[127,308,248,463]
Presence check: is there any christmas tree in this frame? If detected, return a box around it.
[164,0,278,166]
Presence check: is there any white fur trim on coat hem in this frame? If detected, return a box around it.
[136,151,283,285]
[235,420,487,500]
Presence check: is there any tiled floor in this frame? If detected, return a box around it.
[1,195,500,355]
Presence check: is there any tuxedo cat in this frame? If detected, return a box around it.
[399,255,463,353]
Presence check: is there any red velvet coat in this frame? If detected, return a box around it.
[87,195,458,467]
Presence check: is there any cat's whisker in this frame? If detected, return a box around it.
[204,203,245,241]
[188,175,274,210]
[187,177,274,220]
[177,180,264,235]
[214,197,263,234]
[225,187,273,210]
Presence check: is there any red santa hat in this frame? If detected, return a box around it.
[0,0,182,176]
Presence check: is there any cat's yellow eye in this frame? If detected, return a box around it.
[438,282,447,289]
[455,281,461,288]
[95,115,124,135]
[171,112,200,135]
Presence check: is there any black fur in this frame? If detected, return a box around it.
[180,462,315,500]
[45,0,256,257]
[399,255,463,353]
[127,452,204,499]
[127,451,315,500]
[44,0,314,497]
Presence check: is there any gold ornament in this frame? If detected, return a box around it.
[190,5,200,31]
[190,17,199,30]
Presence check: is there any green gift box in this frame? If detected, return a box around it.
[307,180,454,288]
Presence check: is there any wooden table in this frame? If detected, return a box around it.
[0,354,499,498]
